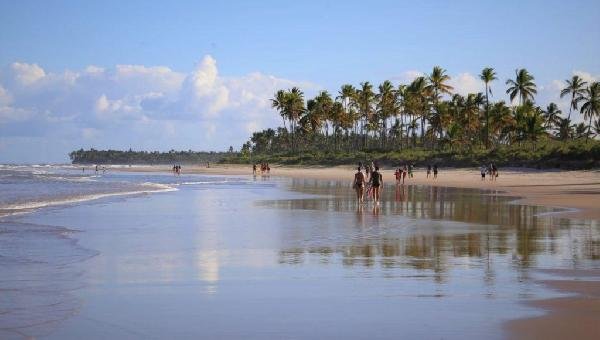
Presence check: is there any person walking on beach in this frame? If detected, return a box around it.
[394,168,401,185]
[402,165,408,184]
[480,165,487,180]
[353,167,366,203]
[433,164,438,179]
[408,164,414,178]
[370,166,383,204]
[252,163,257,175]
[427,164,431,178]
[365,163,371,181]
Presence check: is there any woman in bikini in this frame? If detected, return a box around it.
[353,167,366,203]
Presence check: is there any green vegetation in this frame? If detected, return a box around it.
[69,148,232,164]
[227,67,600,169]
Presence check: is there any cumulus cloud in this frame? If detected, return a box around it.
[9,62,46,86]
[573,70,598,83]
[448,73,484,96]
[0,56,315,162]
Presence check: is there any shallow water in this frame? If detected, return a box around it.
[0,170,598,339]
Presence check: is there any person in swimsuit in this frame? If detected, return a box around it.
[394,168,401,185]
[427,164,431,178]
[353,167,366,203]
[252,163,257,175]
[433,164,438,179]
[480,165,486,180]
[370,166,383,204]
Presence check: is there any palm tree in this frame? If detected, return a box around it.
[376,80,398,147]
[271,89,288,130]
[593,118,600,138]
[555,117,573,141]
[480,67,497,147]
[406,77,431,145]
[542,103,562,131]
[337,84,357,136]
[286,87,305,151]
[428,66,454,102]
[356,82,375,149]
[489,101,515,145]
[579,82,600,141]
[560,75,587,121]
[505,69,537,105]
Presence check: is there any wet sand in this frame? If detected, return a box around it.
[115,164,600,219]
[505,269,600,340]
[110,164,600,339]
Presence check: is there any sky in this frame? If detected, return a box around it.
[1,0,599,163]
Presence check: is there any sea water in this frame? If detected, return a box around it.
[0,166,598,339]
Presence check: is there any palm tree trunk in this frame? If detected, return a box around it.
[587,115,593,142]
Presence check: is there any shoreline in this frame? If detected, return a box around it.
[111,164,600,220]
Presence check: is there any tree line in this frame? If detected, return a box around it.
[69,148,232,164]
[241,68,599,156]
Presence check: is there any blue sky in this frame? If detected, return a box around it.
[1,0,599,162]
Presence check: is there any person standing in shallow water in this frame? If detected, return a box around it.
[353,167,366,203]
[370,166,383,204]
[433,164,438,179]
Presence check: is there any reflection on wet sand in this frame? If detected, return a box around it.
[266,179,599,284]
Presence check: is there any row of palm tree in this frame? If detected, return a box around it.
[254,68,599,154]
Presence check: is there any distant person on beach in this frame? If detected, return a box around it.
[491,163,498,181]
[370,166,383,204]
[365,163,371,180]
[402,165,407,184]
[353,167,366,203]
[358,161,363,171]
[480,165,486,180]
[252,163,257,175]
[408,164,414,178]
[82,167,85,173]
[427,164,431,178]
[394,168,401,185]
[433,164,438,179]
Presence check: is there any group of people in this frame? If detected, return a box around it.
[353,162,384,205]
[253,162,271,175]
[353,162,441,205]
[172,164,182,175]
[479,163,499,181]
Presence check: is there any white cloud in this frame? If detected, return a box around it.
[392,70,424,83]
[9,62,46,86]
[448,72,484,96]
[0,55,314,162]
[0,84,12,105]
[572,70,598,83]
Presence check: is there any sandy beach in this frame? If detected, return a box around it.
[116,164,600,219]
